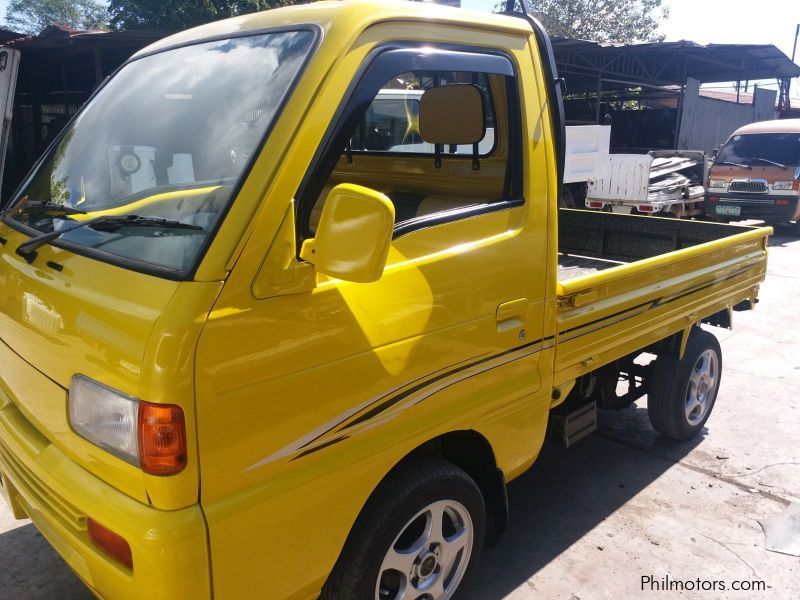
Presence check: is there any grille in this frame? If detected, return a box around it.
[0,435,85,531]
[728,180,768,193]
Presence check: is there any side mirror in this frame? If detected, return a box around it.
[300,184,395,283]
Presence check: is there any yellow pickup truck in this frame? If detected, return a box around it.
[0,2,770,599]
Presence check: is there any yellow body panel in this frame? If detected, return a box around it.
[0,343,210,600]
[0,2,770,600]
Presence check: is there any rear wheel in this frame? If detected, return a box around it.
[647,328,722,440]
[322,459,486,600]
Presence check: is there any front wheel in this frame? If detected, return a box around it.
[322,460,486,600]
[648,328,722,440]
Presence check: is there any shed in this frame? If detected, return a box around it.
[0,25,165,200]
[552,39,800,154]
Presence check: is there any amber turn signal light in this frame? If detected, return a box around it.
[138,402,187,476]
[87,518,133,570]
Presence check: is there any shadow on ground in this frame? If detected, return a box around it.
[463,404,703,600]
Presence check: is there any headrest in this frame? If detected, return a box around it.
[419,84,485,145]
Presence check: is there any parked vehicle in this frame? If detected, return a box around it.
[0,2,771,600]
[585,150,707,218]
[705,119,800,226]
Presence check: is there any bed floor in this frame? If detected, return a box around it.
[557,253,626,281]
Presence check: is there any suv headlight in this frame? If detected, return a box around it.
[708,179,727,189]
[773,181,794,190]
[69,375,187,475]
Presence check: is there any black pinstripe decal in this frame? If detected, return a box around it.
[284,263,758,461]
[290,336,553,460]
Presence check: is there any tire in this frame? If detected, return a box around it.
[321,459,486,600]
[647,328,722,440]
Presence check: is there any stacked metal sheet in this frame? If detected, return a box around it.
[648,156,704,202]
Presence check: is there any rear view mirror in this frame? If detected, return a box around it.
[300,184,395,283]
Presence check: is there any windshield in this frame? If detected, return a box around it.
[716,133,800,168]
[6,29,316,275]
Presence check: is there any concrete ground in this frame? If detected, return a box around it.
[1,223,799,600]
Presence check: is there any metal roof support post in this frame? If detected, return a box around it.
[673,83,685,150]
[31,68,43,156]
[777,77,790,112]
[60,57,68,112]
[93,48,103,89]
[595,73,602,123]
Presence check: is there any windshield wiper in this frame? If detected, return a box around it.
[748,157,788,169]
[15,214,203,263]
[715,160,751,169]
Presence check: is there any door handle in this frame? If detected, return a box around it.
[496,298,528,332]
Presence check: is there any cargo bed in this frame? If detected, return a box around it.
[553,209,771,386]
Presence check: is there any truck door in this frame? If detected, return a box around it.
[195,38,553,599]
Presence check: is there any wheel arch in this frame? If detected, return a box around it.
[398,430,508,546]
[321,430,507,597]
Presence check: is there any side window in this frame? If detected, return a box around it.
[349,71,496,156]
[297,48,521,239]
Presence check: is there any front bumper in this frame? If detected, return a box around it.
[704,192,800,222]
[0,360,210,600]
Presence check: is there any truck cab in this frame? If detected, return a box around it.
[0,3,770,600]
[705,119,800,226]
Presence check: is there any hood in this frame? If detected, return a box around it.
[0,225,180,394]
[709,164,800,185]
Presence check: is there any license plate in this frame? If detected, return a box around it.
[716,205,741,217]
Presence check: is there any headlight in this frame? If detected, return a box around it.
[69,375,139,464]
[773,181,794,190]
[708,179,727,189]
[69,375,187,475]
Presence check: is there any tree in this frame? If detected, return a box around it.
[5,0,109,34]
[108,0,307,32]
[528,0,668,43]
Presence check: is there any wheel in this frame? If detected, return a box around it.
[647,328,722,440]
[322,459,486,600]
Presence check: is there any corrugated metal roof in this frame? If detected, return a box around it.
[0,28,23,44]
[552,38,800,91]
[5,24,165,53]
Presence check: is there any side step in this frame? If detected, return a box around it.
[550,401,597,447]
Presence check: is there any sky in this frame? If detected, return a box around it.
[2,0,798,93]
